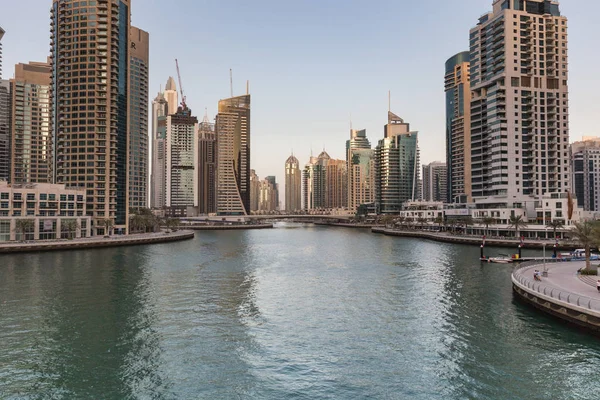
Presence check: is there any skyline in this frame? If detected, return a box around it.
[1,0,598,195]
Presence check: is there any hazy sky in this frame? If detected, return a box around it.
[1,0,598,203]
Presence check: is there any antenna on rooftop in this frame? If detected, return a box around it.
[230,69,233,98]
[388,90,391,112]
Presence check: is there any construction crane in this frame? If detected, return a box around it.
[175,59,186,109]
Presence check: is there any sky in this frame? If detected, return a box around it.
[1,0,599,208]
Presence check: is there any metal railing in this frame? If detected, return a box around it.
[512,262,600,314]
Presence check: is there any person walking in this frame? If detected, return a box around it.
[597,280,600,293]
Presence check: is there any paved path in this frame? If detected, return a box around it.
[0,230,194,253]
[514,261,600,313]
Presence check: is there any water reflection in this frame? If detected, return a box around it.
[2,227,600,399]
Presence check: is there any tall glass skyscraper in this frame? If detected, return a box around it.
[347,129,374,212]
[216,94,251,216]
[51,0,131,234]
[375,112,420,214]
[445,51,471,203]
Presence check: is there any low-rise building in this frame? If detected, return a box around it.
[0,181,91,241]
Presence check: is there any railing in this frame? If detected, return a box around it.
[512,262,600,314]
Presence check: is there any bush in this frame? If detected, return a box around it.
[580,268,598,276]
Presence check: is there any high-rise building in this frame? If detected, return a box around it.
[10,60,52,184]
[250,169,260,212]
[326,159,347,210]
[150,91,168,209]
[0,26,10,183]
[51,0,131,235]
[0,26,4,77]
[128,27,149,210]
[422,161,448,202]
[165,106,198,214]
[259,177,278,212]
[164,77,178,116]
[265,176,279,211]
[470,0,569,201]
[445,51,471,203]
[302,152,328,211]
[216,94,251,216]
[198,112,216,215]
[347,129,374,212]
[570,137,600,212]
[375,112,420,214]
[285,154,301,212]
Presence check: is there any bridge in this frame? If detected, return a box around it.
[248,214,353,221]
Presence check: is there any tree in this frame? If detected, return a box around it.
[61,219,80,240]
[129,214,146,233]
[434,216,444,231]
[417,217,428,230]
[394,216,406,229]
[570,221,600,271]
[382,215,395,228]
[547,220,564,239]
[14,219,35,242]
[479,216,496,236]
[567,190,574,221]
[165,218,180,232]
[508,215,527,238]
[102,219,114,237]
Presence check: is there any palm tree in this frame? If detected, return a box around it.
[129,214,146,233]
[508,215,527,238]
[547,220,564,239]
[102,219,114,237]
[394,216,406,229]
[569,221,600,271]
[61,219,80,240]
[479,216,496,236]
[434,216,444,231]
[14,219,35,242]
[417,217,428,230]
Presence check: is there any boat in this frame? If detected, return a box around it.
[487,254,514,264]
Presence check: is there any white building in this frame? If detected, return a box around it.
[0,181,91,241]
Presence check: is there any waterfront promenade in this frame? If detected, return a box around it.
[0,230,195,254]
[512,261,600,333]
[373,227,578,250]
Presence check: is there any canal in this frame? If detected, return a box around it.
[1,223,599,399]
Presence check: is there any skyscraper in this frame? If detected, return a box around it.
[250,169,260,212]
[164,77,178,116]
[10,60,52,184]
[51,0,131,235]
[445,51,471,203]
[265,176,279,211]
[347,129,374,213]
[470,0,569,201]
[285,154,301,212]
[375,112,420,214]
[422,161,448,202]
[302,152,328,211]
[165,106,198,215]
[198,112,216,215]
[216,94,251,216]
[129,26,149,209]
[150,91,168,209]
[326,159,347,210]
[0,26,10,182]
[570,137,600,212]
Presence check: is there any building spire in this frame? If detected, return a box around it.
[203,107,209,124]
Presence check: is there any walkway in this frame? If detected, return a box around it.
[512,261,600,314]
[0,230,194,254]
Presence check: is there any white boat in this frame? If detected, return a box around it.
[488,257,513,264]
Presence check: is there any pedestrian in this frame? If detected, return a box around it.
[597,280,600,293]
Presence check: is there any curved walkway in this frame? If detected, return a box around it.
[0,230,195,254]
[512,261,600,320]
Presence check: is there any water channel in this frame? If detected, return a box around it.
[1,223,599,399]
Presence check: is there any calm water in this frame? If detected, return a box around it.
[1,223,599,399]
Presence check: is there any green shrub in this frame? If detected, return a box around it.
[580,268,598,276]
